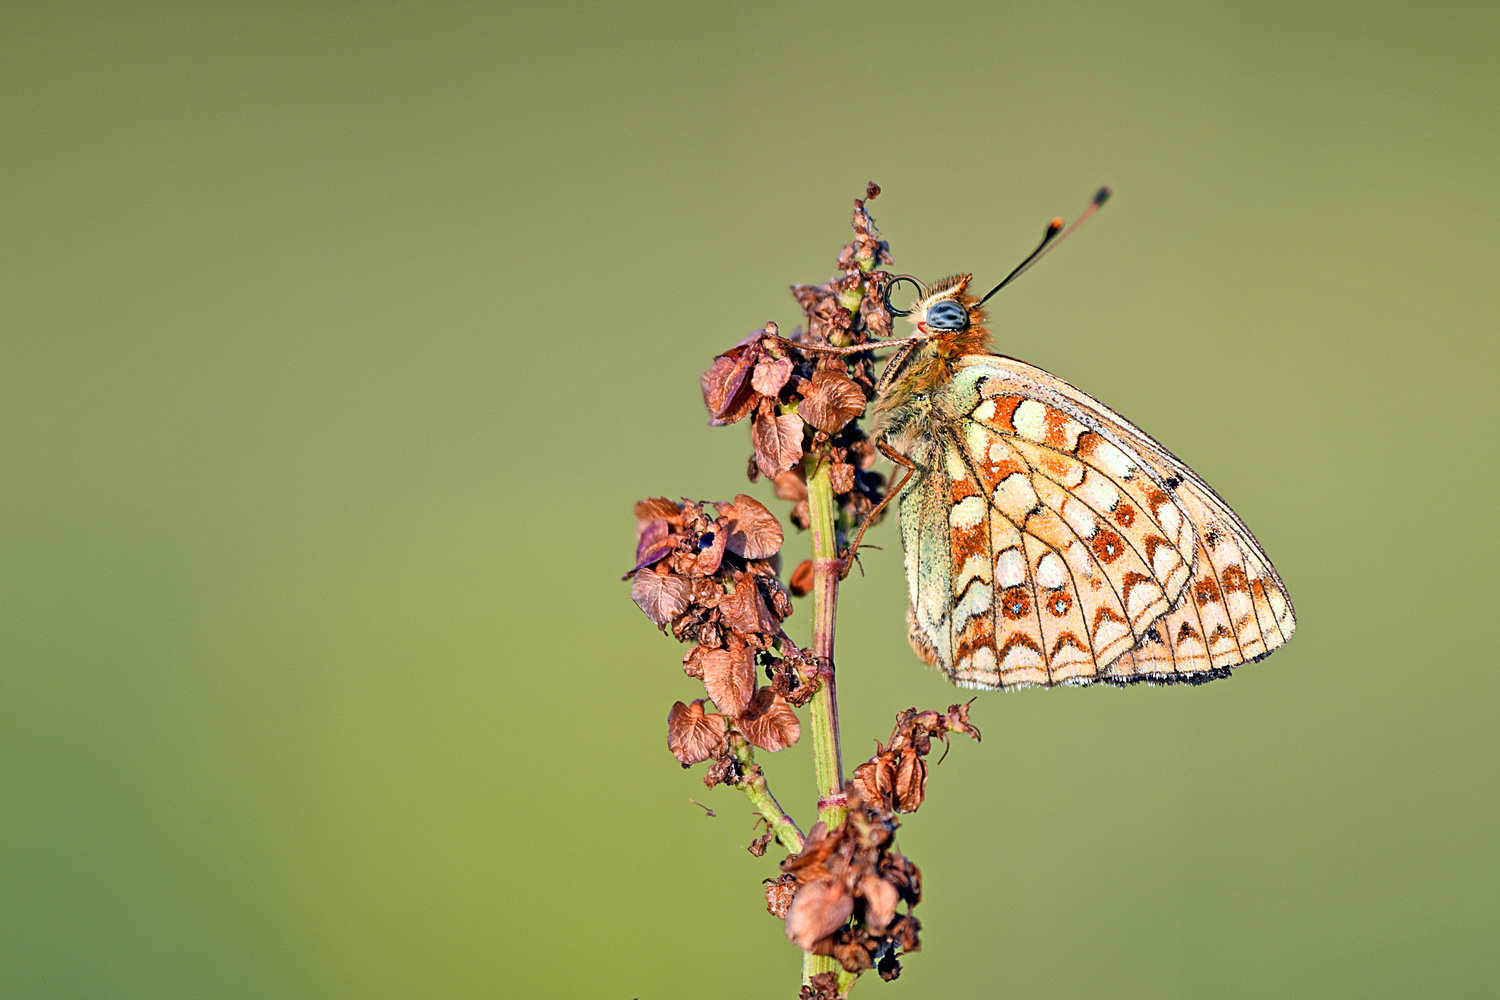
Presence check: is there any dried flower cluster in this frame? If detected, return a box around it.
[700,184,895,544]
[625,185,983,997]
[769,784,922,982]
[852,703,982,814]
[627,496,816,778]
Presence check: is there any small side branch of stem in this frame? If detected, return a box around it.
[731,736,804,854]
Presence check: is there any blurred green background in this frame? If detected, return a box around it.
[3,2,1496,997]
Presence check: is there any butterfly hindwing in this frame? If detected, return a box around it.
[897,355,1295,689]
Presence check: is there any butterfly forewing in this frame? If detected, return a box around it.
[899,355,1295,689]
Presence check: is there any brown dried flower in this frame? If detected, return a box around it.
[788,559,815,597]
[752,406,806,478]
[852,702,982,813]
[765,872,798,918]
[799,370,867,434]
[698,638,755,718]
[667,700,729,766]
[736,687,801,752]
[779,784,923,978]
[799,972,845,1000]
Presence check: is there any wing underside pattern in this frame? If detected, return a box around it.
[898,357,1295,690]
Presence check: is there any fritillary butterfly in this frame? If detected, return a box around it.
[861,193,1295,688]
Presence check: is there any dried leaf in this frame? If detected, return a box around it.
[852,755,894,811]
[894,751,927,813]
[700,640,756,717]
[766,873,798,918]
[799,371,866,433]
[693,521,729,575]
[785,879,853,950]
[718,576,779,635]
[631,570,690,628]
[633,518,674,569]
[667,700,728,765]
[748,831,774,857]
[724,494,783,559]
[701,351,757,426]
[859,874,899,934]
[738,687,801,752]
[752,409,805,478]
[772,468,808,502]
[634,496,682,530]
[789,559,815,597]
[828,462,856,495]
[751,355,793,396]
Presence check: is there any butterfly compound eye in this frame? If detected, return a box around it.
[924,299,970,331]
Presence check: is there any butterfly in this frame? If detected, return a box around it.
[851,190,1295,689]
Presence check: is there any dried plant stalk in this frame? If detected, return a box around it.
[626,185,977,998]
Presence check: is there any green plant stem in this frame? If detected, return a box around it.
[805,459,848,829]
[803,456,848,986]
[731,737,804,854]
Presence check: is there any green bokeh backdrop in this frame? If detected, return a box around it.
[3,2,1496,997]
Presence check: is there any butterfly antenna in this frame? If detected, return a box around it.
[978,186,1111,305]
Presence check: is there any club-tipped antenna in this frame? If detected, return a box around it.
[978,186,1111,305]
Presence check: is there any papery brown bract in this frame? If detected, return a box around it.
[632,518,674,571]
[751,355,794,396]
[722,494,783,559]
[784,879,854,950]
[631,569,690,629]
[799,370,867,434]
[700,344,759,425]
[633,496,685,531]
[716,576,779,636]
[667,700,729,765]
[752,407,805,477]
[737,687,801,752]
[699,638,757,718]
[788,559,815,597]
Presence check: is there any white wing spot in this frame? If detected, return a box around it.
[994,546,1027,588]
[1013,400,1047,441]
[959,646,998,681]
[953,581,993,627]
[1036,552,1068,589]
[992,473,1038,521]
[1093,440,1136,480]
[1061,497,1099,540]
[956,552,991,589]
[1076,472,1119,513]
[950,495,986,530]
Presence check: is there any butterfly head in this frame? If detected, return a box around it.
[886,273,992,355]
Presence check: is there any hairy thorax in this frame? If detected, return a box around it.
[870,315,993,461]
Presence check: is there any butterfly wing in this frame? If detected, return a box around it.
[897,354,1295,689]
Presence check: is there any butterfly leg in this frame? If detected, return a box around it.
[838,439,918,579]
